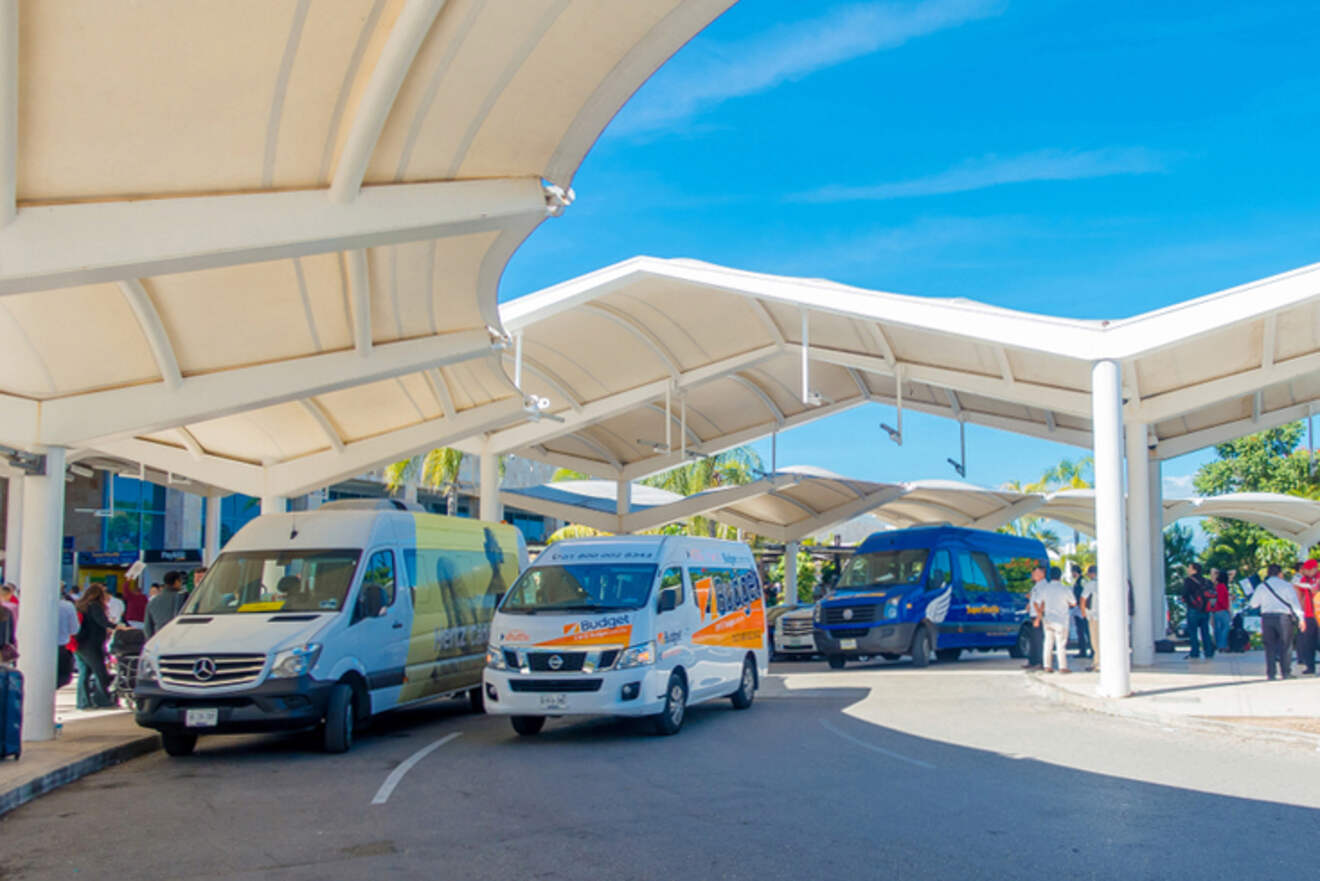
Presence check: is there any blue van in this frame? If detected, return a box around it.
[813,526,1047,669]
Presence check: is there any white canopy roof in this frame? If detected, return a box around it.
[453,256,1320,484]
[0,1,733,496]
[505,469,1320,550]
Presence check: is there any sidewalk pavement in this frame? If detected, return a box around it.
[1028,648,1320,746]
[0,685,157,816]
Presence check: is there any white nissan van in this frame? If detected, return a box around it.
[135,500,526,756]
[482,535,768,736]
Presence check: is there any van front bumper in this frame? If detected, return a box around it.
[134,675,335,735]
[814,622,917,656]
[483,666,669,718]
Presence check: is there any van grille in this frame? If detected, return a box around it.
[158,653,266,688]
[508,678,603,693]
[824,605,877,625]
[831,628,870,639]
[505,649,621,671]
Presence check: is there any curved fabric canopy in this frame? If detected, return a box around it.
[461,256,1320,483]
[0,1,734,495]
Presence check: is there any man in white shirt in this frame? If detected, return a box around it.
[1037,566,1077,673]
[1024,566,1047,671]
[104,584,125,625]
[1249,564,1306,680]
[1077,565,1099,672]
[56,588,80,688]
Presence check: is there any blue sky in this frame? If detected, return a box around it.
[500,0,1320,500]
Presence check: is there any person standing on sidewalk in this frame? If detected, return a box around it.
[1181,562,1217,660]
[1023,566,1047,671]
[1039,566,1076,673]
[144,570,188,639]
[1069,564,1091,659]
[1292,559,1319,675]
[1210,567,1232,652]
[1249,564,1305,680]
[1077,564,1100,672]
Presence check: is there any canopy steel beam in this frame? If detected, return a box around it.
[0,178,547,296]
[32,329,496,448]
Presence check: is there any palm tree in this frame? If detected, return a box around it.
[384,447,465,515]
[641,447,763,537]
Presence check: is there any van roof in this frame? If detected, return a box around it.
[532,535,753,567]
[856,525,1046,557]
[224,509,516,553]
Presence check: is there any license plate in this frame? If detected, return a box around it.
[839,638,858,650]
[538,694,567,710]
[184,708,218,728]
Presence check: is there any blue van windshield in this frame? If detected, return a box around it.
[838,549,928,590]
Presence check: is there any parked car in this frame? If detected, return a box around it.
[770,604,817,658]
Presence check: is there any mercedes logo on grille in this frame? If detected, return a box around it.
[547,654,564,671]
[842,608,854,621]
[192,657,217,681]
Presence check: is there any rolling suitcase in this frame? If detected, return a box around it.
[1,667,22,760]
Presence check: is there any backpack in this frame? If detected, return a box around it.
[1187,576,1216,612]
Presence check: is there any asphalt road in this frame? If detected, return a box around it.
[3,654,1317,881]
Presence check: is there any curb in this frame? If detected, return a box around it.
[0,733,160,817]
[1024,675,1320,750]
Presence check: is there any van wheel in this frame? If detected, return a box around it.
[936,648,961,662]
[468,686,484,713]
[652,672,687,735]
[911,628,932,668]
[511,715,545,737]
[826,654,846,670]
[323,683,356,753]
[161,731,197,757]
[730,657,756,710]
[1009,625,1031,659]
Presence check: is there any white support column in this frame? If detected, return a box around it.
[4,474,22,582]
[479,443,501,523]
[1092,361,1130,697]
[16,446,66,741]
[204,489,223,564]
[1148,459,1166,643]
[402,482,419,504]
[784,541,800,605]
[1125,423,1154,667]
[615,480,630,534]
[260,495,287,515]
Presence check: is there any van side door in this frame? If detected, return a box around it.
[957,551,1002,648]
[925,549,958,648]
[349,548,410,713]
[654,565,697,681]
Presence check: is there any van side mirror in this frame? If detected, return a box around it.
[658,590,678,613]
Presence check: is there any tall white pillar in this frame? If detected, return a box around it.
[4,475,23,583]
[783,540,800,605]
[260,495,286,515]
[402,482,418,504]
[1091,361,1130,697]
[204,489,223,564]
[16,447,66,741]
[1125,424,1154,667]
[479,444,501,523]
[1148,460,1166,643]
[615,480,631,534]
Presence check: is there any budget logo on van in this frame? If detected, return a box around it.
[536,614,633,647]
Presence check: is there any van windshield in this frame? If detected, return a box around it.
[500,563,658,614]
[185,550,361,615]
[838,549,929,590]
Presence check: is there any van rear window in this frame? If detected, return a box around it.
[838,549,929,590]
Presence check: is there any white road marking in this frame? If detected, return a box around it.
[819,719,935,769]
[371,732,462,805]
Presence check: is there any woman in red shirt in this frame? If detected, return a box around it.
[1294,559,1319,675]
[1211,568,1232,652]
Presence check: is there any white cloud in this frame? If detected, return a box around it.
[1163,472,1197,498]
[796,147,1170,202]
[611,0,1004,136]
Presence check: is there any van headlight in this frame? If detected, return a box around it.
[884,597,901,620]
[486,645,507,670]
[270,643,321,678]
[138,650,159,684]
[617,641,656,669]
[813,604,822,622]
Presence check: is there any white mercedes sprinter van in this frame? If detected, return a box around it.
[482,535,768,736]
[135,500,526,756]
